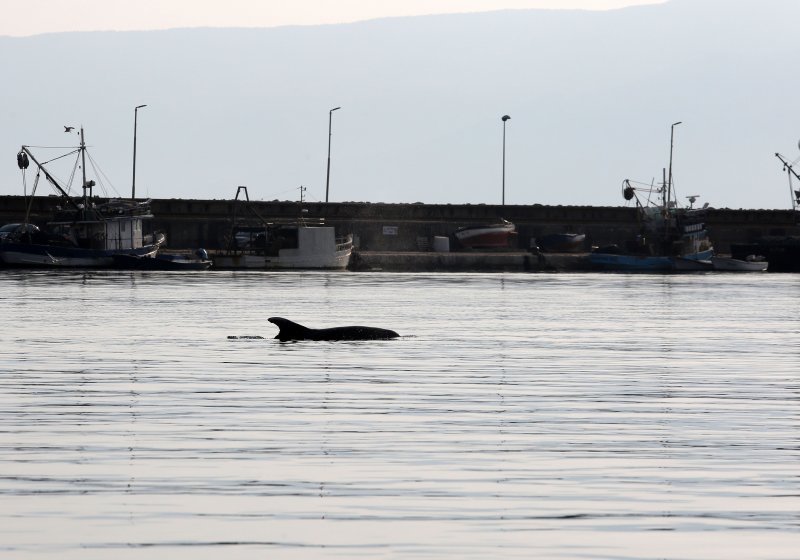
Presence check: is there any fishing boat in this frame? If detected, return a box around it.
[211,186,352,270]
[589,123,714,272]
[453,219,517,249]
[1,128,164,268]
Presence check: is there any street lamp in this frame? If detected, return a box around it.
[325,106,341,204]
[132,104,147,200]
[501,115,511,206]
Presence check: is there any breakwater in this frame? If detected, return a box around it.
[2,195,798,255]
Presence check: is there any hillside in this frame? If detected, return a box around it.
[1,0,798,209]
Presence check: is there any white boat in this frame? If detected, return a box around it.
[453,219,517,249]
[212,186,353,270]
[214,224,352,270]
[1,129,164,268]
[711,256,768,272]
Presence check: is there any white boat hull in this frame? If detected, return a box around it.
[711,256,768,272]
[214,248,351,270]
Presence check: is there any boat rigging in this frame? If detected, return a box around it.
[2,126,165,268]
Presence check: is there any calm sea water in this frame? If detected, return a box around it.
[0,270,798,559]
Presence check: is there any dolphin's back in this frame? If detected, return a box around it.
[269,317,313,341]
[314,325,399,341]
[269,317,399,341]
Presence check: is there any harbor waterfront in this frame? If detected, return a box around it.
[2,196,798,257]
[0,271,798,560]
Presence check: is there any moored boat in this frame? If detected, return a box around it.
[211,186,353,270]
[589,123,714,272]
[214,224,352,269]
[534,232,586,253]
[453,219,517,249]
[730,237,799,272]
[1,128,164,268]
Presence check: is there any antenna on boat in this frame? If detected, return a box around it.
[667,121,682,209]
[80,127,90,210]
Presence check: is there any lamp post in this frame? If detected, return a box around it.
[132,104,147,200]
[501,115,511,206]
[325,106,341,204]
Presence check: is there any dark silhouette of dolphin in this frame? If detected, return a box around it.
[268,317,399,341]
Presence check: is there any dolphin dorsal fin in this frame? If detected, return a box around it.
[268,317,311,341]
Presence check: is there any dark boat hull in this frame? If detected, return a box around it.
[535,233,586,253]
[112,253,212,271]
[0,242,159,268]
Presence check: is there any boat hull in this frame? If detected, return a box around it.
[216,226,352,270]
[453,223,517,249]
[112,253,212,271]
[0,243,160,268]
[589,249,714,272]
[673,257,714,271]
[711,256,768,272]
[213,248,351,270]
[534,233,586,253]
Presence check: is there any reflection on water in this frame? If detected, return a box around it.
[0,271,799,559]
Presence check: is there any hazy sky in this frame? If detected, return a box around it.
[2,0,663,36]
[3,0,797,209]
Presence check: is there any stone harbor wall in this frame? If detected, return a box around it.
[1,195,797,253]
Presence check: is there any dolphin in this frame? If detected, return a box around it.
[268,317,399,341]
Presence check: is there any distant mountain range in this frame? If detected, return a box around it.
[1,0,799,209]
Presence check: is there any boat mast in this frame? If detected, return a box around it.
[775,152,800,214]
[667,121,682,211]
[80,127,89,211]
